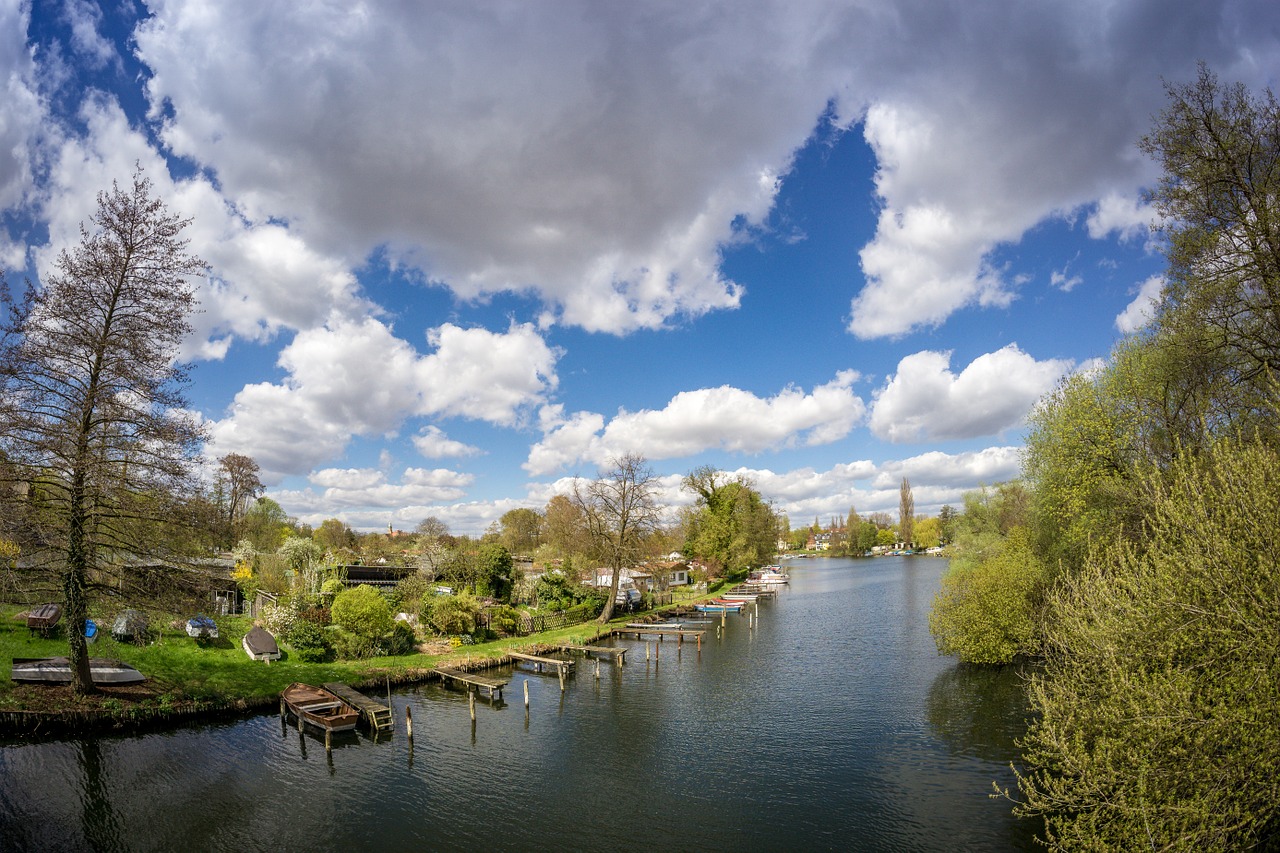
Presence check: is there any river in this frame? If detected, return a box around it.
[0,556,1039,851]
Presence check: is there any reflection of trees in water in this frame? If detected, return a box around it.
[77,737,125,853]
[925,662,1034,763]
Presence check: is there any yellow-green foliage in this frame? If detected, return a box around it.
[929,528,1047,664]
[1017,439,1280,850]
[330,584,392,641]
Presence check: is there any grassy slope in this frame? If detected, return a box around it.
[0,597,693,713]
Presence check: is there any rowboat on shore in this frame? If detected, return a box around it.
[26,603,62,636]
[10,657,145,685]
[281,682,359,733]
[242,626,282,661]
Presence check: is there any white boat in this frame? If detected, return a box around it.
[186,615,218,639]
[11,657,145,684]
[719,593,759,602]
[748,565,790,584]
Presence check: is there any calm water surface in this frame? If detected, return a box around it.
[0,557,1039,851]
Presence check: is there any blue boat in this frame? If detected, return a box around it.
[84,619,97,644]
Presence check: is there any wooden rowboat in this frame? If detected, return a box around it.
[10,657,145,684]
[26,603,62,635]
[281,682,360,733]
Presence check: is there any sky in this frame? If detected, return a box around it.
[2,1,1278,535]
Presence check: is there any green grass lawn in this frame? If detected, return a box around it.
[0,598,687,714]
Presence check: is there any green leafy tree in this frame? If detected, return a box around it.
[929,527,1048,664]
[681,465,779,573]
[498,507,542,556]
[240,497,292,552]
[330,584,393,641]
[476,542,516,601]
[1016,438,1280,849]
[898,478,915,546]
[0,169,206,695]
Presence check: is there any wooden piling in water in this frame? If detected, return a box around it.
[524,679,530,708]
[594,660,600,680]
[469,691,476,721]
[406,706,413,741]
[325,728,332,752]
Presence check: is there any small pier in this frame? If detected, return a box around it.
[615,625,705,644]
[507,650,574,677]
[435,666,509,700]
[554,643,627,665]
[322,682,394,733]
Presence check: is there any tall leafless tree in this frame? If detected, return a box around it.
[214,452,262,545]
[571,453,660,623]
[0,168,207,695]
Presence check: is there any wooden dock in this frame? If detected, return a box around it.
[615,625,705,642]
[554,643,627,665]
[322,682,394,733]
[507,650,574,676]
[435,666,509,700]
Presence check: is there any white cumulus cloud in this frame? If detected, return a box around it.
[1115,274,1165,333]
[869,346,1072,443]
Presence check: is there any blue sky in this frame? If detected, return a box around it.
[3,1,1277,534]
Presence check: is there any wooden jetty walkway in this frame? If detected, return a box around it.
[322,682,394,733]
[615,624,705,644]
[434,666,509,700]
[554,643,627,665]
[507,650,574,677]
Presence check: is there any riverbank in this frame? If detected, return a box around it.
[0,603,638,737]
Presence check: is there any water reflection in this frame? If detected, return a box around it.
[77,738,124,853]
[925,662,1032,762]
[0,557,1041,852]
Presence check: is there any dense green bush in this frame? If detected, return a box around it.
[929,527,1048,664]
[428,591,480,636]
[286,619,333,663]
[331,584,393,641]
[381,621,418,656]
[1016,439,1280,849]
[487,605,520,635]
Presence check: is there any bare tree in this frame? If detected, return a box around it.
[572,453,660,623]
[899,477,915,547]
[215,453,262,541]
[0,168,207,695]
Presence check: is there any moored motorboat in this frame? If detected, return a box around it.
[242,625,282,661]
[10,657,145,684]
[748,565,790,584]
[281,682,360,733]
[112,608,148,641]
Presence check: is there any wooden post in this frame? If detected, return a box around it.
[678,631,683,647]
[406,706,413,741]
[646,642,651,661]
[697,633,702,651]
[595,659,600,680]
[469,690,476,721]
[386,675,392,711]
[325,728,332,752]
[279,698,286,720]
[655,640,660,661]
[524,678,530,708]
[558,665,565,692]
[297,712,304,733]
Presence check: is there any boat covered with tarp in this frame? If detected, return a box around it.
[186,615,218,639]
[112,608,148,641]
[10,657,145,685]
[242,626,281,661]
